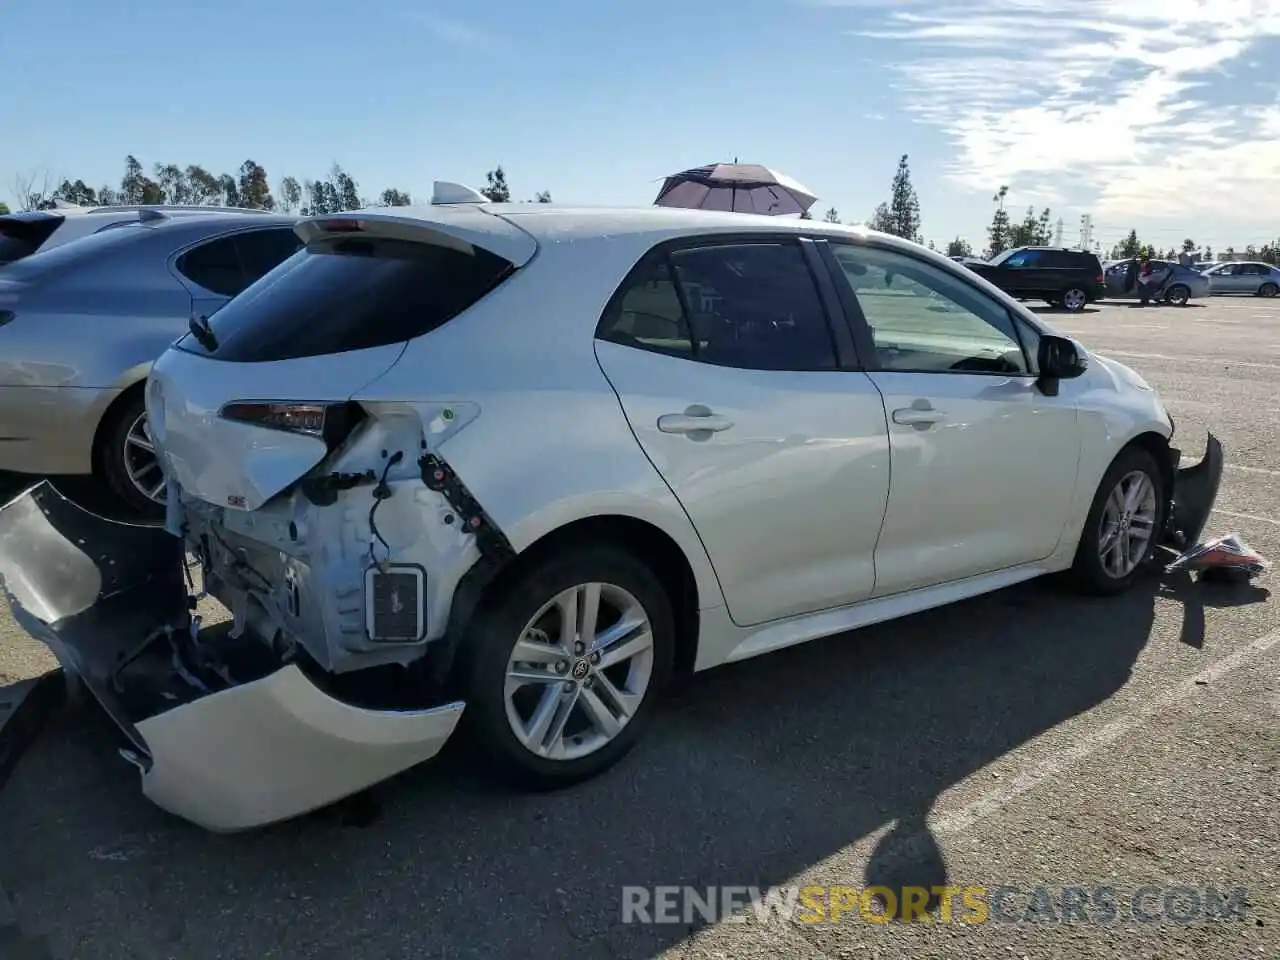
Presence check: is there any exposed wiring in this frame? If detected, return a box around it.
[368,450,404,570]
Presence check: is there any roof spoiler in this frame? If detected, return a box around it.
[431,181,489,205]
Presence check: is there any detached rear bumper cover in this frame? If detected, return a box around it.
[0,482,463,833]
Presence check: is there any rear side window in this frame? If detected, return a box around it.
[175,228,302,298]
[0,214,64,265]
[177,235,244,296]
[185,236,514,362]
[599,241,838,371]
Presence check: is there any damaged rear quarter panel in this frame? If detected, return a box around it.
[185,399,488,674]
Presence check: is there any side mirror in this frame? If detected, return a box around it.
[1037,335,1087,396]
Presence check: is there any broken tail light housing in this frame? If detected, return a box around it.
[219,400,366,450]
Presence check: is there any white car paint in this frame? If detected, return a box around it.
[25,192,1183,830]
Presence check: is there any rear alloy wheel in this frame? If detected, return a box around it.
[1071,447,1166,595]
[1259,282,1278,298]
[462,546,674,788]
[1061,287,1088,312]
[98,392,167,522]
[1165,284,1190,306]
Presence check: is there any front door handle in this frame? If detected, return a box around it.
[657,409,734,435]
[892,402,945,426]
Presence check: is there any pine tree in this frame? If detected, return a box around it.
[823,207,840,223]
[987,185,1010,256]
[886,154,921,242]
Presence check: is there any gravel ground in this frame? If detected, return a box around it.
[0,296,1276,960]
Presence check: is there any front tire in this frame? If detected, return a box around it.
[96,391,166,523]
[1071,447,1167,595]
[460,545,675,789]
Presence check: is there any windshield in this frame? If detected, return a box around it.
[987,248,1019,266]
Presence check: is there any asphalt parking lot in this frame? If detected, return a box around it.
[1,296,1277,960]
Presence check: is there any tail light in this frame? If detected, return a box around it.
[219,400,365,450]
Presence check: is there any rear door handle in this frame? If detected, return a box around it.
[657,411,734,435]
[892,403,945,426]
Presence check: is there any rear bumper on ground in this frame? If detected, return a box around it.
[0,482,465,833]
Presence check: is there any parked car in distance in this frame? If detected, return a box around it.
[1199,261,1280,297]
[0,185,1224,832]
[961,246,1105,312]
[1102,258,1210,305]
[0,203,283,265]
[0,209,302,518]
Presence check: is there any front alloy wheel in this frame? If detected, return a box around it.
[1096,470,1158,579]
[1071,446,1166,595]
[462,545,674,788]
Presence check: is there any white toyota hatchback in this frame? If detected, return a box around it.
[0,183,1223,832]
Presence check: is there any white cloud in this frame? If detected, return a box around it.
[413,14,504,53]
[834,0,1280,224]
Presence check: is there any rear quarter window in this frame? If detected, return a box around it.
[185,235,515,362]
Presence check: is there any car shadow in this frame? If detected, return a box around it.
[1027,305,1101,315]
[4,557,1268,959]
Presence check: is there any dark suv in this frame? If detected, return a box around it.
[962,246,1105,312]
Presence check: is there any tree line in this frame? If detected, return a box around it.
[5,157,551,216]
[5,155,1276,267]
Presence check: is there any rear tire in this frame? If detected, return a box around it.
[1071,447,1167,596]
[96,391,166,523]
[1165,284,1190,306]
[460,545,675,790]
[1061,287,1088,312]
[1259,282,1278,298]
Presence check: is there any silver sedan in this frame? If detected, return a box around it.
[1199,261,1280,297]
[0,211,301,518]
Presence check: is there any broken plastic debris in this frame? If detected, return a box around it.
[1166,532,1269,580]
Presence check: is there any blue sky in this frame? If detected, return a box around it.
[3,0,1279,252]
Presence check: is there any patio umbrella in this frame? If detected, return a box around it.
[654,162,818,216]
